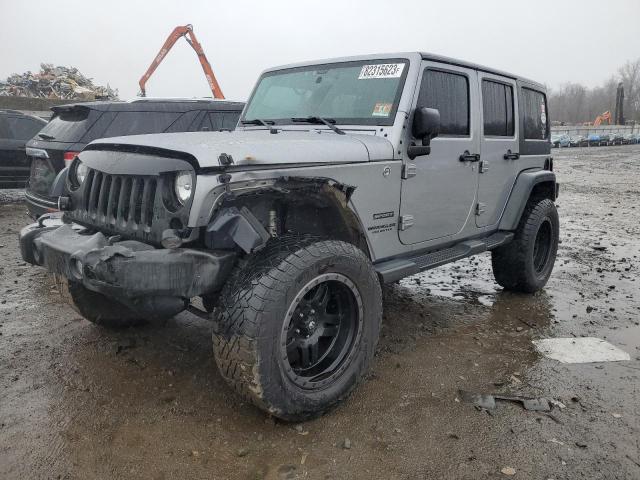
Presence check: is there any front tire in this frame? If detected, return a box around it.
[212,236,382,421]
[491,198,559,293]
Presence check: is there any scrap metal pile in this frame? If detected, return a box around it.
[0,63,118,100]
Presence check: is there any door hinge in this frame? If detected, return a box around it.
[399,214,414,230]
[479,160,489,173]
[475,203,487,215]
[402,163,417,179]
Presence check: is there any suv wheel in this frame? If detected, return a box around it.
[491,197,559,293]
[212,236,382,421]
[59,277,147,328]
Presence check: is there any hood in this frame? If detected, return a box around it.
[87,129,395,168]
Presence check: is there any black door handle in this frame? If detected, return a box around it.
[503,150,520,160]
[459,150,480,162]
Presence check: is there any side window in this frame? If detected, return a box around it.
[482,80,514,136]
[417,69,469,136]
[102,112,182,137]
[0,116,13,139]
[222,111,240,130]
[165,111,199,133]
[187,111,210,131]
[522,88,548,140]
[206,112,240,131]
[9,117,44,141]
[207,113,222,131]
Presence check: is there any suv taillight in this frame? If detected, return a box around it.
[63,151,80,168]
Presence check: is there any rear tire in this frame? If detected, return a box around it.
[212,236,382,421]
[60,277,147,328]
[491,198,559,293]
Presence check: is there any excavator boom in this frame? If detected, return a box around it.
[593,111,611,127]
[138,24,224,99]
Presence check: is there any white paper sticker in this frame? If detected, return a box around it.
[532,337,630,364]
[358,63,405,80]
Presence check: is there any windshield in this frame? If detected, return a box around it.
[242,59,409,126]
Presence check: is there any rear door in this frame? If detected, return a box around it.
[399,62,480,244]
[476,73,519,227]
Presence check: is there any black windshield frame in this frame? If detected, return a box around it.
[241,58,410,127]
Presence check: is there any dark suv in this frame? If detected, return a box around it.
[25,99,244,217]
[0,110,47,188]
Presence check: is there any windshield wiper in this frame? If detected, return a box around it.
[37,133,55,140]
[241,119,275,127]
[291,116,345,135]
[240,118,278,133]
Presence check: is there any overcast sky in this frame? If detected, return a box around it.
[1,0,638,101]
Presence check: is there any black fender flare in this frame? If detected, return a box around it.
[50,166,69,197]
[499,169,557,231]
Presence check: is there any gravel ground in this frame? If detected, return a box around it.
[1,145,639,479]
[0,189,24,204]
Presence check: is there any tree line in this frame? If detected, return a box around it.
[548,58,640,125]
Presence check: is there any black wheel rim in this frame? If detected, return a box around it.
[280,273,363,390]
[533,219,553,274]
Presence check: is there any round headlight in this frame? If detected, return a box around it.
[75,161,89,184]
[174,171,193,205]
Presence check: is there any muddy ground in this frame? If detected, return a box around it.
[1,145,639,480]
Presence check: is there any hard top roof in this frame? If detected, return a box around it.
[264,52,545,90]
[419,52,544,89]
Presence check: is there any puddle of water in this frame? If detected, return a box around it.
[399,254,501,306]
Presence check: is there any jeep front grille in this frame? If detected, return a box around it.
[66,167,173,244]
[82,170,157,230]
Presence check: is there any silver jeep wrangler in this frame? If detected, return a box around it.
[20,52,559,421]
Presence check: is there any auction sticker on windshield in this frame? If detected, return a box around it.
[372,102,393,117]
[359,63,405,79]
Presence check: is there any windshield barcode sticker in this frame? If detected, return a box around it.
[358,63,405,79]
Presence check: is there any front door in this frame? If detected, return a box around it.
[476,73,519,227]
[399,63,480,245]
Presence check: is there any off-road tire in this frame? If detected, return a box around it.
[212,236,382,421]
[59,277,147,328]
[491,197,559,293]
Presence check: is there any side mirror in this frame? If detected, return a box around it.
[408,107,440,159]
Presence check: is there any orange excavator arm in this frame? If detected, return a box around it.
[593,111,611,127]
[138,24,224,99]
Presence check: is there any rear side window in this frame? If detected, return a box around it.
[482,80,514,136]
[165,110,199,133]
[207,111,241,131]
[522,88,548,140]
[222,111,240,129]
[9,117,45,141]
[417,69,469,136]
[102,111,182,137]
[0,115,12,138]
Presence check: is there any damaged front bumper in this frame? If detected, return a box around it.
[19,218,236,313]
